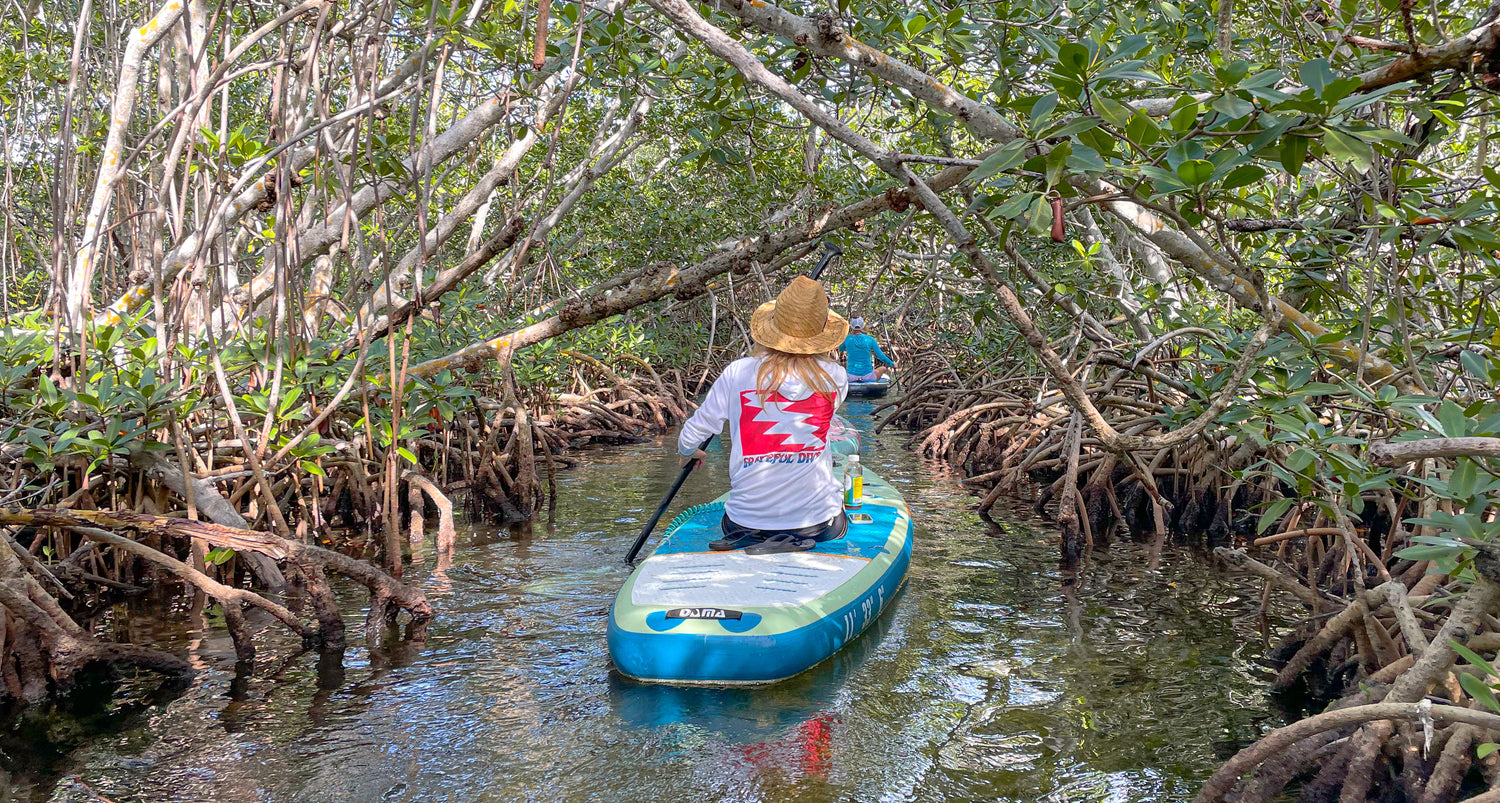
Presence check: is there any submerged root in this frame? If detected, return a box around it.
[0,506,431,699]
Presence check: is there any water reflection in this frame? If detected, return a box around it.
[5,418,1279,803]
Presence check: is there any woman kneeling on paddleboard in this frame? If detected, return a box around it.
[677,276,850,555]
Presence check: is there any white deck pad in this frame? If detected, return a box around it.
[631,552,870,609]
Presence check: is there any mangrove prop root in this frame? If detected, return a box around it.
[1196,703,1500,802]
[1199,578,1500,801]
[1297,738,1356,802]
[1057,412,1085,564]
[1215,547,1325,611]
[71,526,315,651]
[878,346,1500,800]
[1419,722,1477,803]
[0,541,191,699]
[873,332,1500,802]
[1387,578,1500,704]
[882,345,1268,548]
[1337,719,1393,803]
[1396,721,1426,803]
[1371,653,1417,684]
[462,363,691,522]
[0,507,429,643]
[405,471,456,555]
[133,451,286,589]
[0,507,287,558]
[1275,597,1368,689]
[287,557,346,650]
[408,481,426,557]
[1226,728,1343,803]
[1386,580,1430,652]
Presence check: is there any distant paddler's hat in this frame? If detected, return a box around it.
[850,317,865,330]
[750,276,849,354]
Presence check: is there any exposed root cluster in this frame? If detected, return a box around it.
[430,354,693,523]
[880,346,1266,563]
[1199,546,1500,803]
[878,345,1500,801]
[0,505,431,703]
[0,352,690,705]
[552,351,692,443]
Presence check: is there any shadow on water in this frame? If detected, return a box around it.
[5,406,1285,803]
[0,668,191,796]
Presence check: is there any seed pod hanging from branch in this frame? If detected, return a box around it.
[533,0,552,70]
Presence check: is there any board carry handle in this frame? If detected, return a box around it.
[626,434,715,563]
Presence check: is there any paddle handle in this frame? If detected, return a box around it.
[625,434,715,563]
[808,240,842,281]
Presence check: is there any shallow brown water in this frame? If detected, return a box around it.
[6,401,1281,802]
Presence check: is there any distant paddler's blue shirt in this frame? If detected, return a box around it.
[838,333,892,376]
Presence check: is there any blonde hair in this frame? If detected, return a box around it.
[752,345,839,401]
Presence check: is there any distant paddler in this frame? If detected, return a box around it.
[838,317,895,382]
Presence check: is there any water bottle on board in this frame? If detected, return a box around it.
[843,455,863,510]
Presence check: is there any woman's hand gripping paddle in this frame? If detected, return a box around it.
[625,435,714,563]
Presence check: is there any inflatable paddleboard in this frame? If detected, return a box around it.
[608,423,910,686]
[846,378,892,398]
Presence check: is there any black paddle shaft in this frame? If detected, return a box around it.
[625,434,715,563]
[808,240,842,281]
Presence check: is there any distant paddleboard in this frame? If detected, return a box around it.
[845,378,892,398]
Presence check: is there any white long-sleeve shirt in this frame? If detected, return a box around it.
[677,356,849,530]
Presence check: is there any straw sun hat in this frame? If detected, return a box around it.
[750,276,849,354]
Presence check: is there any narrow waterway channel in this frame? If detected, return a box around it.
[8,401,1283,802]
